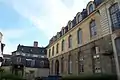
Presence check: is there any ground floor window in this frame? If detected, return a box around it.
[68,55,72,74]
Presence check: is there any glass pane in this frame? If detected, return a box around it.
[115,38,120,56]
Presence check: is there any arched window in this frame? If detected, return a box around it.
[109,3,120,31]
[61,40,65,51]
[90,20,97,37]
[89,4,94,13]
[68,35,72,48]
[77,29,82,44]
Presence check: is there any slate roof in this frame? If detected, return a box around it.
[16,44,47,55]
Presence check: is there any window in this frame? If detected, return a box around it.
[77,29,82,44]
[78,14,82,22]
[79,58,84,72]
[56,43,59,54]
[115,37,120,56]
[89,4,94,13]
[109,3,120,31]
[52,46,54,56]
[90,20,97,37]
[61,57,64,73]
[17,57,21,63]
[51,60,53,74]
[49,49,51,57]
[31,60,35,67]
[68,35,72,48]
[40,60,44,67]
[68,55,72,74]
[62,40,65,51]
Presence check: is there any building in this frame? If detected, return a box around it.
[2,54,12,71]
[0,32,5,66]
[11,41,49,78]
[47,0,120,76]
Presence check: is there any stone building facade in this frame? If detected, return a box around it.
[47,0,120,76]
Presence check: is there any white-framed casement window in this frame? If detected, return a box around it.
[109,3,120,31]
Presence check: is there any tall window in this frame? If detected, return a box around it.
[51,60,53,74]
[115,37,120,56]
[109,3,120,31]
[52,46,54,56]
[61,57,64,73]
[49,49,51,57]
[68,55,72,74]
[78,53,84,73]
[68,35,72,48]
[56,43,59,54]
[62,40,65,51]
[77,29,82,44]
[17,57,21,63]
[89,4,94,13]
[31,60,35,67]
[90,20,97,37]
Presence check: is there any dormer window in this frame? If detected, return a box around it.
[89,4,94,13]
[78,14,82,22]
[68,21,72,30]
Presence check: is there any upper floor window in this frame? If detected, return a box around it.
[90,20,97,37]
[77,29,82,44]
[52,46,54,56]
[68,35,72,48]
[62,40,65,51]
[56,43,59,54]
[49,49,51,57]
[109,3,120,31]
[89,4,94,13]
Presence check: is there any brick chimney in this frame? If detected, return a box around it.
[33,41,38,47]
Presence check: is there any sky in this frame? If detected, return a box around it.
[0,0,91,54]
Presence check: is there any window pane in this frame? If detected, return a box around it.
[115,38,120,56]
[110,3,120,30]
[78,29,82,44]
[90,20,97,36]
[89,4,94,13]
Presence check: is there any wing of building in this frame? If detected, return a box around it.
[47,0,120,76]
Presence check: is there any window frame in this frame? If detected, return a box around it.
[89,4,94,14]
[52,46,54,56]
[68,35,72,48]
[90,20,97,37]
[62,40,65,51]
[77,29,82,44]
[109,3,120,31]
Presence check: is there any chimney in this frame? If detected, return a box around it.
[34,41,38,47]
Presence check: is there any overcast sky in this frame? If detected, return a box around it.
[0,0,91,54]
